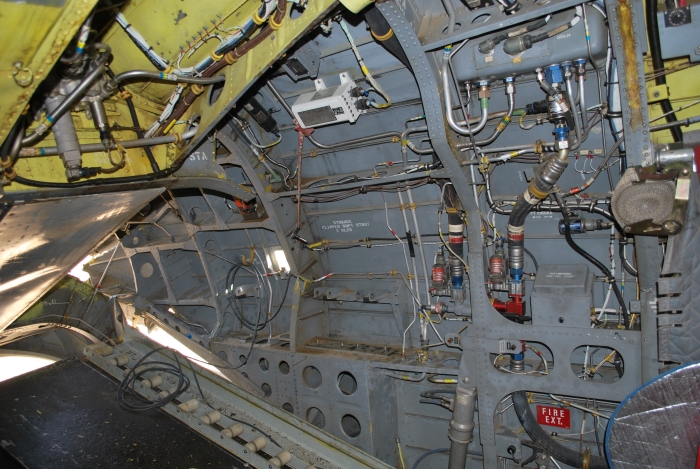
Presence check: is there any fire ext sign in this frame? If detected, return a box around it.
[536,405,571,429]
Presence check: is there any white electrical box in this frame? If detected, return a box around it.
[291,73,365,129]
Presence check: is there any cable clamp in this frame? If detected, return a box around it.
[210,49,224,61]
[191,84,205,95]
[173,132,183,146]
[408,202,417,210]
[4,166,16,180]
[399,203,408,210]
[120,90,133,100]
[445,206,458,214]
[241,246,256,265]
[269,15,283,30]
[309,150,317,157]
[163,64,175,74]
[224,51,238,65]
[371,28,394,41]
[526,392,535,404]
[252,11,265,25]
[390,270,397,276]
[391,136,400,143]
[582,448,591,469]
[407,273,413,280]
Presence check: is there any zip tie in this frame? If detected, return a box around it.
[210,49,224,61]
[252,11,265,25]
[269,15,283,30]
[371,28,394,41]
[120,90,132,100]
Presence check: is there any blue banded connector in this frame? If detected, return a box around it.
[512,353,524,361]
[509,268,523,282]
[545,64,563,84]
[553,126,569,141]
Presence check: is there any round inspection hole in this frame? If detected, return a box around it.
[218,351,228,363]
[282,403,294,413]
[239,354,247,366]
[337,371,357,396]
[261,383,272,397]
[306,407,325,428]
[472,13,491,24]
[442,358,460,367]
[140,262,154,278]
[303,366,322,390]
[571,346,623,383]
[341,414,361,438]
[279,361,290,375]
[442,22,462,34]
[175,326,181,333]
[259,357,269,372]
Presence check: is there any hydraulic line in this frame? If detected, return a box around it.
[19,128,198,157]
[507,148,569,284]
[512,391,608,469]
[10,127,197,188]
[108,70,226,89]
[442,51,489,136]
[554,192,630,327]
[459,83,516,149]
[105,67,160,172]
[406,186,431,308]
[646,0,682,142]
[564,70,583,151]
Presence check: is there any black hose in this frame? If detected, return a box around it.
[511,391,608,469]
[555,193,630,327]
[11,157,185,188]
[646,0,682,142]
[365,6,412,71]
[619,237,638,277]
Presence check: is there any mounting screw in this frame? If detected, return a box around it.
[653,91,660,98]
[462,376,470,384]
[507,445,516,456]
[558,317,564,323]
[695,46,700,55]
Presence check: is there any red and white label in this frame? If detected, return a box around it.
[536,405,570,429]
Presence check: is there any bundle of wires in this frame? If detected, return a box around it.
[298,177,431,203]
[117,347,190,411]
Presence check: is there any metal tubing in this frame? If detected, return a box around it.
[111,70,226,86]
[577,74,588,132]
[442,56,489,136]
[565,75,582,150]
[407,187,431,307]
[19,128,198,157]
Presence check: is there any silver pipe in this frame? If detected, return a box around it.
[442,56,489,136]
[441,0,457,35]
[397,190,425,342]
[22,61,107,146]
[565,75,583,151]
[110,70,225,87]
[448,386,477,469]
[461,87,515,149]
[406,187,431,308]
[578,74,588,132]
[19,127,198,157]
